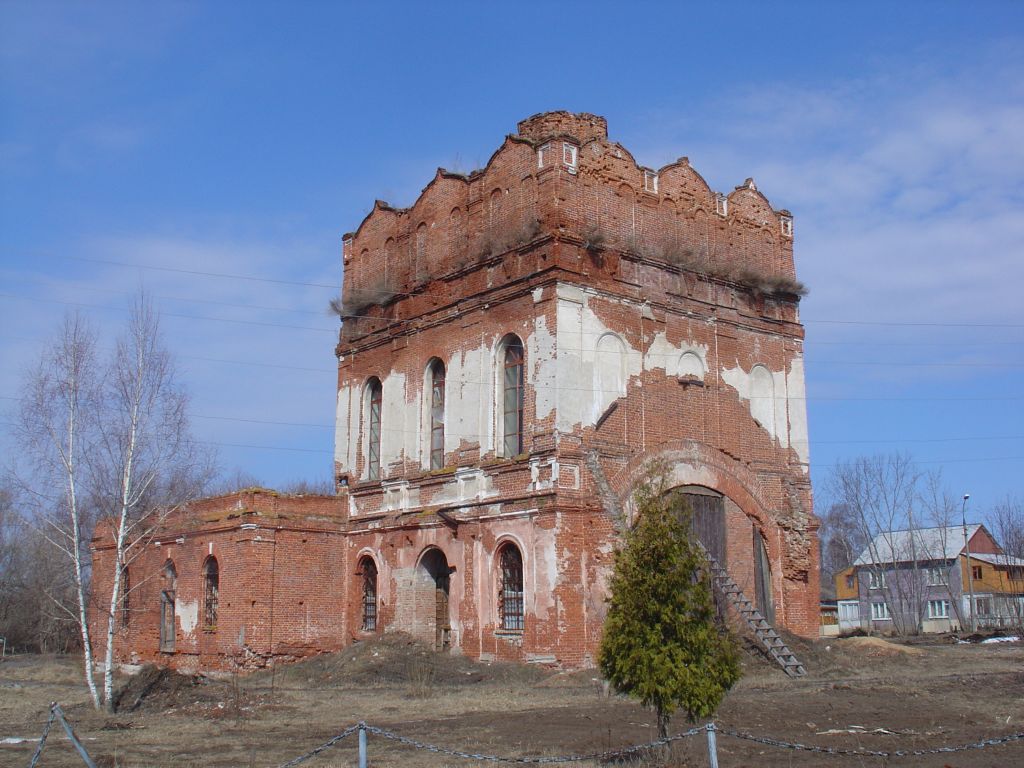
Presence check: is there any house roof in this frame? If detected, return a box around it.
[971,552,1024,567]
[854,525,984,566]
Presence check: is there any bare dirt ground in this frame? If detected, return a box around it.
[1,633,1022,767]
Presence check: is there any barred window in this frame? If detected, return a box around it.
[203,556,219,630]
[360,557,378,631]
[499,544,524,631]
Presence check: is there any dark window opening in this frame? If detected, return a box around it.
[499,544,524,631]
[502,338,525,457]
[159,560,176,653]
[120,565,130,629]
[203,556,219,630]
[361,558,378,631]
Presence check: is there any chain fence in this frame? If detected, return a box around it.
[21,702,1024,767]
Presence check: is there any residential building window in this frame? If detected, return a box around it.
[926,566,945,586]
[498,543,524,631]
[360,557,378,631]
[366,377,383,480]
[428,359,446,470]
[203,556,219,630]
[971,565,983,580]
[927,599,950,619]
[869,570,886,590]
[500,336,525,457]
[845,573,855,590]
[120,565,130,629]
[871,601,891,621]
[974,596,992,616]
[838,603,858,621]
[159,560,176,653]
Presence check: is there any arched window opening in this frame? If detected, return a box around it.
[203,556,219,630]
[501,337,525,457]
[498,544,524,631]
[120,565,130,629]
[159,560,176,653]
[366,378,383,480]
[429,360,446,470]
[360,557,378,631]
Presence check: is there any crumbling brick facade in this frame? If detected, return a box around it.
[91,111,819,672]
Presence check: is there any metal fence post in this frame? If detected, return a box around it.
[706,723,719,768]
[358,722,367,768]
[53,704,98,768]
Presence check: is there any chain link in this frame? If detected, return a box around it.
[276,723,362,767]
[363,722,708,764]
[717,725,1024,758]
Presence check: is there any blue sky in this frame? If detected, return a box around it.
[1,1,1022,520]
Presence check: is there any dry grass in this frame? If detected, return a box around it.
[3,636,1024,767]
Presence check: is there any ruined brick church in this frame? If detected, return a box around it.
[91,111,819,671]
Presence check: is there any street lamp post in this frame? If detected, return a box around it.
[962,493,976,633]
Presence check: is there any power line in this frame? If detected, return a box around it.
[0,293,337,333]
[61,255,339,290]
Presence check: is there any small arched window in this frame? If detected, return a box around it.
[498,544,524,631]
[203,556,219,630]
[159,560,177,653]
[500,336,525,457]
[428,360,446,470]
[360,557,378,631]
[366,377,383,480]
[120,564,130,629]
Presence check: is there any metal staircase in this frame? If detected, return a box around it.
[697,542,806,677]
[584,450,806,678]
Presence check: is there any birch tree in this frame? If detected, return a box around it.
[12,314,103,707]
[92,295,212,711]
[11,299,212,710]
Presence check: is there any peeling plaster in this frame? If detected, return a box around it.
[334,385,354,472]
[554,285,642,431]
[177,600,199,636]
[721,356,810,467]
[643,331,710,378]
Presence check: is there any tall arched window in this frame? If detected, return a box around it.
[360,557,378,631]
[498,543,524,631]
[428,360,446,470]
[366,377,383,480]
[159,560,176,653]
[500,336,525,457]
[203,556,219,630]
[120,564,130,629]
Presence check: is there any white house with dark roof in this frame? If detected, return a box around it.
[836,524,1024,634]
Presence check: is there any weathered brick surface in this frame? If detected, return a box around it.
[90,111,819,672]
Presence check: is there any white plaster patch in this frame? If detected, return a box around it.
[532,315,557,422]
[721,357,808,463]
[643,331,710,378]
[786,354,810,467]
[554,285,642,431]
[177,600,199,636]
[334,385,353,472]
